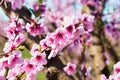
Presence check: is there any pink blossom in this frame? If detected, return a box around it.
[31,51,47,65]
[15,64,24,73]
[5,0,24,10]
[23,59,37,75]
[114,62,120,74]
[7,69,18,80]
[30,44,39,56]
[3,41,16,53]
[53,28,66,44]
[46,36,55,46]
[32,2,40,11]
[81,14,94,32]
[13,33,26,46]
[4,17,24,41]
[101,75,107,80]
[63,62,76,75]
[40,40,48,51]
[3,41,13,53]
[0,58,9,70]
[26,22,44,37]
[109,75,115,80]
[116,73,120,80]
[8,50,23,68]
[15,19,24,33]
[4,22,16,40]
[64,25,75,35]
[26,73,36,80]
[7,64,24,80]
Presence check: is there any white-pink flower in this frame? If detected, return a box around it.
[63,62,76,75]
[114,62,120,74]
[30,44,39,55]
[4,26,16,41]
[65,25,75,35]
[26,22,44,37]
[31,51,47,65]
[26,73,36,80]
[8,50,23,68]
[0,58,9,70]
[81,14,94,32]
[7,69,18,80]
[3,41,16,53]
[13,33,26,46]
[40,39,48,51]
[101,74,107,80]
[23,59,37,75]
[53,28,66,44]
[7,64,24,80]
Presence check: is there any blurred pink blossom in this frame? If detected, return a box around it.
[63,62,76,75]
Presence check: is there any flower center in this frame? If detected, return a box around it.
[28,64,33,68]
[36,55,41,60]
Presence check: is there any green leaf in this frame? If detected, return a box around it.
[36,71,46,80]
[22,47,31,59]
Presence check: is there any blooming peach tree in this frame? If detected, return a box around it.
[0,0,120,80]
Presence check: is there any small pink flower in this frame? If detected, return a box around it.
[8,50,23,68]
[109,75,115,80]
[30,44,39,56]
[0,58,9,70]
[63,62,76,75]
[3,41,16,53]
[13,33,26,46]
[26,73,36,80]
[3,41,12,53]
[23,59,37,75]
[7,64,24,79]
[15,19,24,33]
[31,51,47,65]
[46,36,54,46]
[7,64,24,80]
[53,29,66,44]
[12,64,24,75]
[26,22,44,37]
[7,69,18,80]
[65,25,75,35]
[101,75,107,80]
[81,14,94,32]
[114,62,120,74]
[40,40,48,51]
[4,26,16,41]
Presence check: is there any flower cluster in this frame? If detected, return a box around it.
[40,14,94,59]
[104,21,120,43]
[26,19,44,37]
[0,0,120,80]
[0,44,47,80]
[4,15,26,54]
